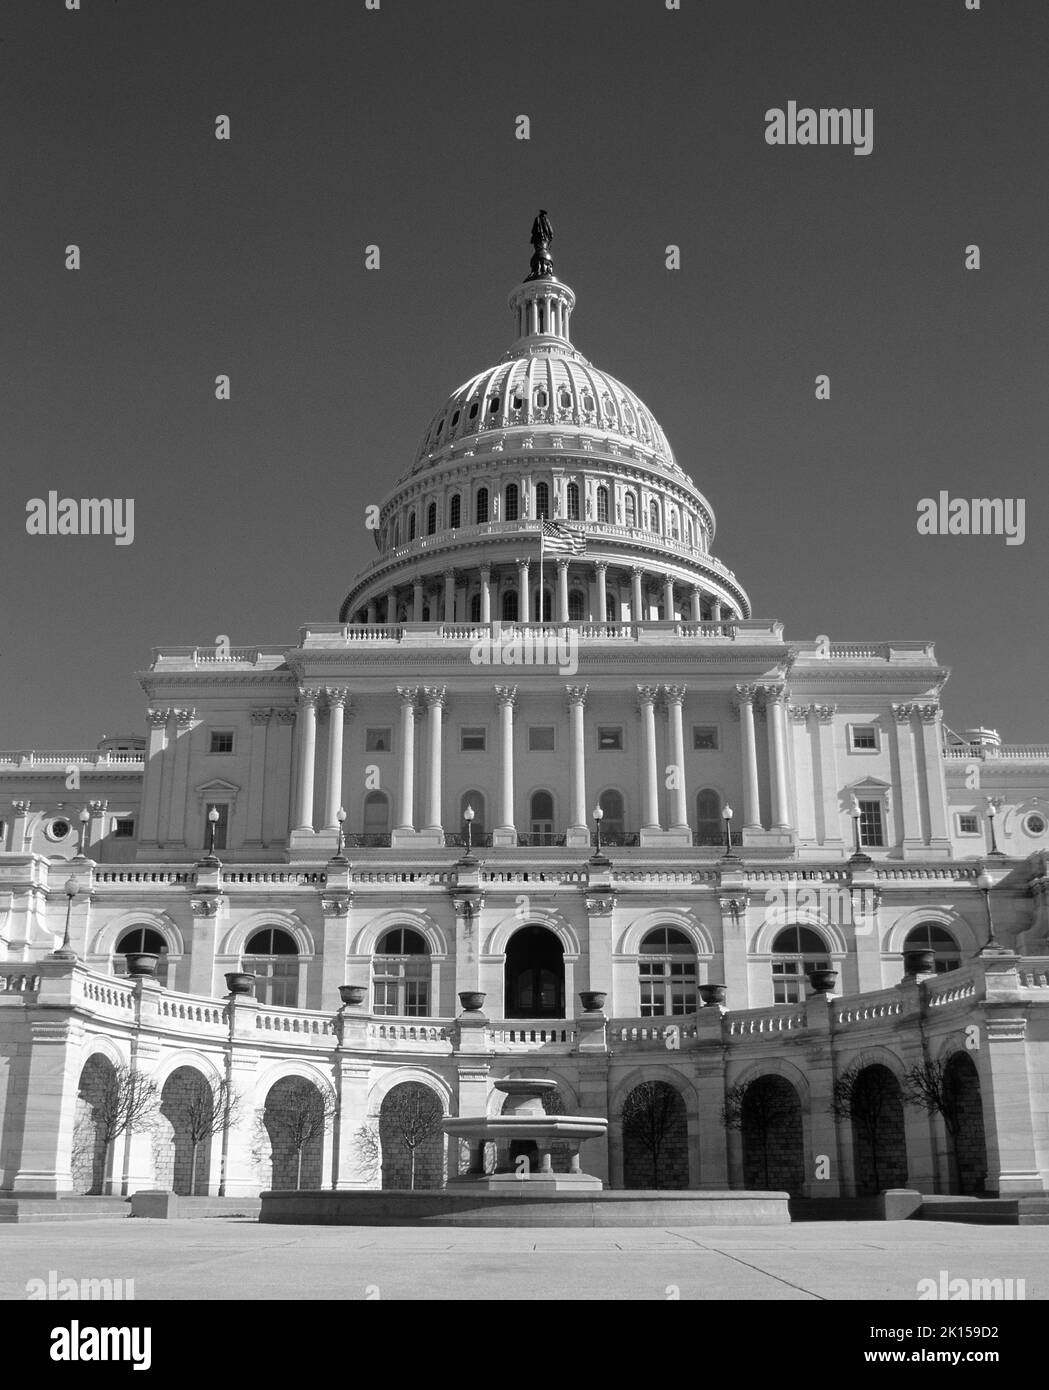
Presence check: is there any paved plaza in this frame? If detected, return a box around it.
[0,1220,1044,1300]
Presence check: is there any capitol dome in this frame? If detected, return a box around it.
[340,217,750,627]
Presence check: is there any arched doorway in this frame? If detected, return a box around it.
[848,1063,908,1195]
[156,1066,213,1195]
[504,925,565,1018]
[379,1081,445,1190]
[73,1053,117,1195]
[621,1080,689,1189]
[740,1075,804,1194]
[261,1076,328,1190]
[944,1053,988,1194]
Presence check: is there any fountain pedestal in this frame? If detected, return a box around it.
[444,1078,607,1193]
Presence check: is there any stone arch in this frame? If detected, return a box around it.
[89,910,185,961]
[884,906,976,957]
[74,1052,118,1194]
[942,1051,988,1195]
[842,1059,908,1195]
[351,909,448,959]
[736,1073,805,1196]
[619,1077,690,1190]
[751,913,848,957]
[217,911,315,960]
[259,1073,330,1191]
[618,910,714,959]
[155,1064,215,1195]
[485,909,580,958]
[379,1080,447,1191]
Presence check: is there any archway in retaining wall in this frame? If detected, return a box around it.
[156,1067,213,1196]
[379,1082,446,1191]
[850,1064,908,1195]
[621,1080,690,1190]
[741,1075,804,1195]
[73,1054,118,1195]
[944,1053,988,1195]
[261,1076,326,1191]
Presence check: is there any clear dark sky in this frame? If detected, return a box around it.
[2,0,1046,747]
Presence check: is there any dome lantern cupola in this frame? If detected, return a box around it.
[507,210,576,353]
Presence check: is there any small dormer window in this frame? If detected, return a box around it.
[582,394,594,412]
[602,394,614,417]
[512,392,523,409]
[435,419,444,437]
[558,388,572,409]
[451,410,460,427]
[534,389,548,409]
[469,402,479,419]
[488,396,500,413]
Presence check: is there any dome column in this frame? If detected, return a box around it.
[557,559,570,623]
[690,587,703,623]
[392,687,418,843]
[630,567,644,623]
[479,566,492,623]
[411,579,424,623]
[663,577,676,622]
[493,687,518,846]
[443,569,456,624]
[712,598,723,623]
[365,600,376,624]
[637,686,662,839]
[516,558,529,623]
[565,686,590,847]
[593,561,608,624]
[384,588,395,625]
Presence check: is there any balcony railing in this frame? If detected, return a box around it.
[515,832,568,848]
[944,744,1049,761]
[0,750,144,769]
[692,830,743,848]
[343,833,392,849]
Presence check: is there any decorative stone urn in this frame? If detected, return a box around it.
[904,949,936,977]
[698,983,727,1007]
[458,991,486,1013]
[579,991,607,1013]
[339,984,367,1007]
[807,968,838,995]
[224,971,256,996]
[123,952,159,978]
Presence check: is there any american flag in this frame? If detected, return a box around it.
[540,520,587,555]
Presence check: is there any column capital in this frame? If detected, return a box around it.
[812,704,837,723]
[396,685,420,705]
[146,708,170,728]
[273,707,297,723]
[297,687,322,708]
[442,567,456,581]
[733,683,759,705]
[173,707,197,728]
[515,557,530,571]
[324,688,351,709]
[592,559,608,574]
[662,684,687,705]
[760,684,788,706]
[11,799,31,816]
[494,686,518,707]
[565,684,589,706]
[636,684,660,706]
[479,563,491,578]
[630,564,644,577]
[917,703,941,724]
[422,686,447,708]
[250,707,272,725]
[787,704,812,722]
[556,557,569,571]
[892,703,916,723]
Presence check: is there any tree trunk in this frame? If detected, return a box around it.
[409,1147,416,1191]
[296,1146,304,1191]
[190,1140,199,1196]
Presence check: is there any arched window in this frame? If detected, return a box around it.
[114,926,170,986]
[624,493,637,528]
[476,488,489,524]
[243,928,298,1008]
[649,499,660,531]
[568,590,585,620]
[535,481,550,519]
[904,923,961,973]
[670,511,679,541]
[530,790,554,843]
[505,925,565,1018]
[581,392,595,414]
[470,592,481,622]
[558,387,572,410]
[502,590,519,621]
[638,410,650,441]
[459,791,485,845]
[487,395,500,416]
[426,502,437,535]
[597,788,624,843]
[449,494,461,529]
[534,388,548,409]
[373,927,430,1017]
[566,482,580,520]
[596,485,609,523]
[533,587,552,621]
[771,926,831,1005]
[408,511,417,541]
[505,483,520,521]
[639,927,698,1016]
[392,520,400,548]
[686,518,695,548]
[695,788,722,845]
[363,790,391,844]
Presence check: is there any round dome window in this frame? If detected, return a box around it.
[1023,811,1048,837]
[45,817,72,842]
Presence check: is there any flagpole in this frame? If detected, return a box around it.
[538,514,544,625]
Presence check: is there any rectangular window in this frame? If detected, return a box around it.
[204,802,229,851]
[858,799,885,847]
[850,725,878,751]
[957,813,980,835]
[112,817,135,838]
[366,727,392,752]
[597,726,623,751]
[209,731,234,754]
[639,961,698,1017]
[529,726,555,752]
[692,725,719,751]
[460,727,486,752]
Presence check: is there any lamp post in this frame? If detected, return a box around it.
[53,877,80,960]
[333,806,348,862]
[976,863,1005,954]
[76,807,90,859]
[463,803,475,855]
[722,803,734,855]
[986,800,1004,858]
[592,804,604,853]
[848,796,872,865]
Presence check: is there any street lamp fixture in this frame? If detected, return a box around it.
[721,803,735,856]
[976,863,1006,954]
[986,800,1005,857]
[53,877,80,960]
[848,796,872,865]
[333,806,348,862]
[463,803,475,855]
[75,807,90,859]
[198,806,222,867]
[592,804,604,853]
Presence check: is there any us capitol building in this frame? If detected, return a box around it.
[2,217,1048,1204]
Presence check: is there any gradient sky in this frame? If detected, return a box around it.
[2,0,1046,748]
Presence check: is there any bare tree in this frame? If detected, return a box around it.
[165,1075,243,1195]
[722,1077,796,1190]
[352,1122,381,1184]
[902,1057,970,1189]
[830,1062,903,1194]
[381,1085,444,1190]
[257,1080,338,1190]
[619,1080,682,1189]
[86,1065,160,1195]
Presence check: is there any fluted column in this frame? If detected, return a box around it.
[365,600,376,624]
[763,684,792,830]
[594,561,608,623]
[516,558,529,622]
[638,686,661,830]
[443,569,456,623]
[691,587,703,622]
[384,588,395,624]
[495,686,517,843]
[663,686,689,830]
[479,565,491,623]
[412,579,424,622]
[712,599,723,622]
[323,689,350,829]
[630,567,644,622]
[663,577,676,621]
[566,685,590,845]
[735,685,762,830]
[293,688,320,832]
[423,687,446,834]
[395,687,418,831]
[557,559,570,622]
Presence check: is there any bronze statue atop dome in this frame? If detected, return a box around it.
[526,209,554,280]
